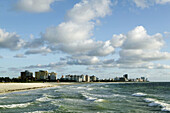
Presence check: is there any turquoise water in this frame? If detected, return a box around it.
[0,82,170,113]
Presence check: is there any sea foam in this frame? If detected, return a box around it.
[144,98,156,103]
[144,98,170,112]
[83,93,97,101]
[161,106,170,112]
[87,88,93,91]
[77,87,86,89]
[81,93,105,102]
[132,92,147,97]
[25,110,53,113]
[0,96,7,99]
[36,94,54,102]
[0,102,32,108]
[94,99,105,102]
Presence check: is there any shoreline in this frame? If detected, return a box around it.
[0,82,78,95]
[0,82,149,95]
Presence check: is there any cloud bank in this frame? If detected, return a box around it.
[1,0,170,71]
[23,0,170,69]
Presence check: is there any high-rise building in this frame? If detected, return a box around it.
[90,75,96,82]
[49,72,57,81]
[114,77,120,81]
[123,74,128,80]
[85,75,90,82]
[141,77,145,82]
[35,70,48,80]
[21,70,33,81]
[65,75,71,80]
[136,78,143,82]
[76,76,82,82]
[81,75,86,82]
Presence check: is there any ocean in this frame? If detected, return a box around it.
[0,82,170,113]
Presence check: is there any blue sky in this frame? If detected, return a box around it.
[0,0,170,81]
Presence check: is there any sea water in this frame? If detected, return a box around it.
[0,82,170,113]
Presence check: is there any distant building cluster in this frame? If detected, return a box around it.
[19,70,148,83]
[0,70,149,83]
[100,74,148,82]
[61,75,98,82]
[19,70,100,82]
[21,70,57,82]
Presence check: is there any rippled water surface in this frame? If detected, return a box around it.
[0,82,170,113]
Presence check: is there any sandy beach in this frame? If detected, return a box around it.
[0,82,76,94]
[0,82,143,94]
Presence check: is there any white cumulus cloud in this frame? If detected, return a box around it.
[42,22,94,44]
[0,29,25,50]
[66,0,111,23]
[87,40,114,56]
[110,26,170,68]
[122,26,164,50]
[15,0,56,13]
[67,55,100,65]
[42,0,112,44]
[40,0,113,57]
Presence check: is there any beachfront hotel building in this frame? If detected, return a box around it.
[81,75,86,82]
[49,72,57,81]
[65,75,82,82]
[123,74,128,80]
[85,75,90,82]
[35,70,48,81]
[135,77,147,82]
[64,75,96,82]
[90,75,96,82]
[21,70,33,81]
[76,76,83,82]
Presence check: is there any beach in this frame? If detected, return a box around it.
[0,82,144,94]
[0,82,76,94]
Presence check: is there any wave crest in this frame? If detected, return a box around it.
[144,98,170,112]
[132,92,147,97]
[0,102,32,109]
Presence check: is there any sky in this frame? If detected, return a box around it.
[0,0,170,81]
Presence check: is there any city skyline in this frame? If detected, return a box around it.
[0,69,148,83]
[1,0,170,81]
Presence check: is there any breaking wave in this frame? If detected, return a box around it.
[25,110,53,113]
[81,93,105,102]
[87,88,93,91]
[94,99,105,102]
[0,102,32,109]
[36,94,54,102]
[0,96,7,99]
[82,93,97,101]
[144,98,170,112]
[132,92,147,97]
